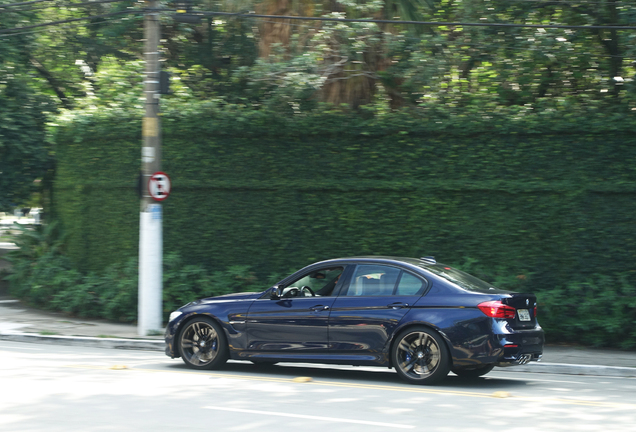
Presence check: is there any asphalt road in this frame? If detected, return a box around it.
[2,341,635,432]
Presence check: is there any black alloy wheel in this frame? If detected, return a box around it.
[452,365,495,379]
[391,326,450,385]
[178,317,228,370]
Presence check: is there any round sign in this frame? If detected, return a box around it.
[148,171,171,201]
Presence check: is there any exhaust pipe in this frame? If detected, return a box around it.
[518,354,532,365]
[496,353,537,367]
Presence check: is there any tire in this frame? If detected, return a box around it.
[391,326,450,385]
[452,365,495,379]
[178,316,228,370]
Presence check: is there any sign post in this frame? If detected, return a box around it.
[138,1,163,336]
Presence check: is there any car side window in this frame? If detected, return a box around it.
[395,272,426,296]
[282,267,344,297]
[343,265,401,296]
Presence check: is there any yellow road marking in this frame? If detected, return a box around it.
[63,364,636,409]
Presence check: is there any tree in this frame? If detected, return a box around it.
[0,3,54,211]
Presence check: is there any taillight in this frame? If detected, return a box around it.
[534,306,537,317]
[478,301,516,319]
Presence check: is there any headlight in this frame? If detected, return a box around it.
[169,311,183,322]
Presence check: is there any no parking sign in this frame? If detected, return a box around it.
[148,172,171,201]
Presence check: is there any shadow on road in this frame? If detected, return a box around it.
[161,360,529,390]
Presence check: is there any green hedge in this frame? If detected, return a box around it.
[51,104,636,286]
[23,103,633,346]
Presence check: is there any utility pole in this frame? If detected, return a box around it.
[138,0,163,336]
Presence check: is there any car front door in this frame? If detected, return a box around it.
[328,264,428,363]
[244,266,346,360]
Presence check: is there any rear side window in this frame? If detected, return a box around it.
[342,265,426,297]
[395,272,425,296]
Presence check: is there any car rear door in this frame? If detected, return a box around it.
[328,264,428,363]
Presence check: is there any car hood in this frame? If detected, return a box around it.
[199,292,262,303]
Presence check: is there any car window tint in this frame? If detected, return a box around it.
[422,264,496,293]
[285,267,344,297]
[344,265,400,296]
[395,272,425,296]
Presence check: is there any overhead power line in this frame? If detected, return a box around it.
[506,0,629,5]
[0,0,54,7]
[0,0,129,7]
[0,13,134,36]
[0,8,141,35]
[1,0,133,12]
[187,11,636,31]
[2,7,636,36]
[62,0,135,7]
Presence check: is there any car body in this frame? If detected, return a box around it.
[165,256,544,384]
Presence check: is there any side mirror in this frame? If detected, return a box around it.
[270,286,282,300]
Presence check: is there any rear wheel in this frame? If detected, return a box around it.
[178,317,228,370]
[452,365,495,379]
[391,326,450,385]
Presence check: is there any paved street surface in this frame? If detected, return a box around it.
[1,341,635,432]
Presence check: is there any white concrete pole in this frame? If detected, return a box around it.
[138,1,163,336]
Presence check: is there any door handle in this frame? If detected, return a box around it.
[388,302,409,309]
[310,305,330,311]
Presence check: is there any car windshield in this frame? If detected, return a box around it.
[420,264,496,293]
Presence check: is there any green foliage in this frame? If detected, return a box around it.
[5,221,265,321]
[162,252,265,314]
[539,273,636,349]
[51,102,636,280]
[5,222,73,305]
[46,102,636,348]
[7,240,268,322]
[0,73,54,211]
[452,257,531,294]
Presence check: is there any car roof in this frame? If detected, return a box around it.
[310,256,439,272]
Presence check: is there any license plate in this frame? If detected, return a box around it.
[517,309,531,321]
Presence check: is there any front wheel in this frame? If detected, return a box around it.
[178,317,228,370]
[391,326,450,385]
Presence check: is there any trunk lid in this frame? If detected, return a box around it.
[502,293,538,329]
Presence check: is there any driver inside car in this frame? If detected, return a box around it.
[281,267,344,298]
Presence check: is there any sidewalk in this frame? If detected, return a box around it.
[0,298,164,351]
[0,296,634,377]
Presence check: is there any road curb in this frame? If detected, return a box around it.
[497,362,636,377]
[0,332,164,352]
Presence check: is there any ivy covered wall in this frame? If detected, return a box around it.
[52,105,636,294]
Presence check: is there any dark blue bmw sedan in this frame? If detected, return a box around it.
[165,256,544,385]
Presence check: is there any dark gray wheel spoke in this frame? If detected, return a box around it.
[190,351,202,366]
[415,359,430,373]
[401,358,418,372]
[181,338,195,349]
[398,339,415,355]
[419,333,427,348]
